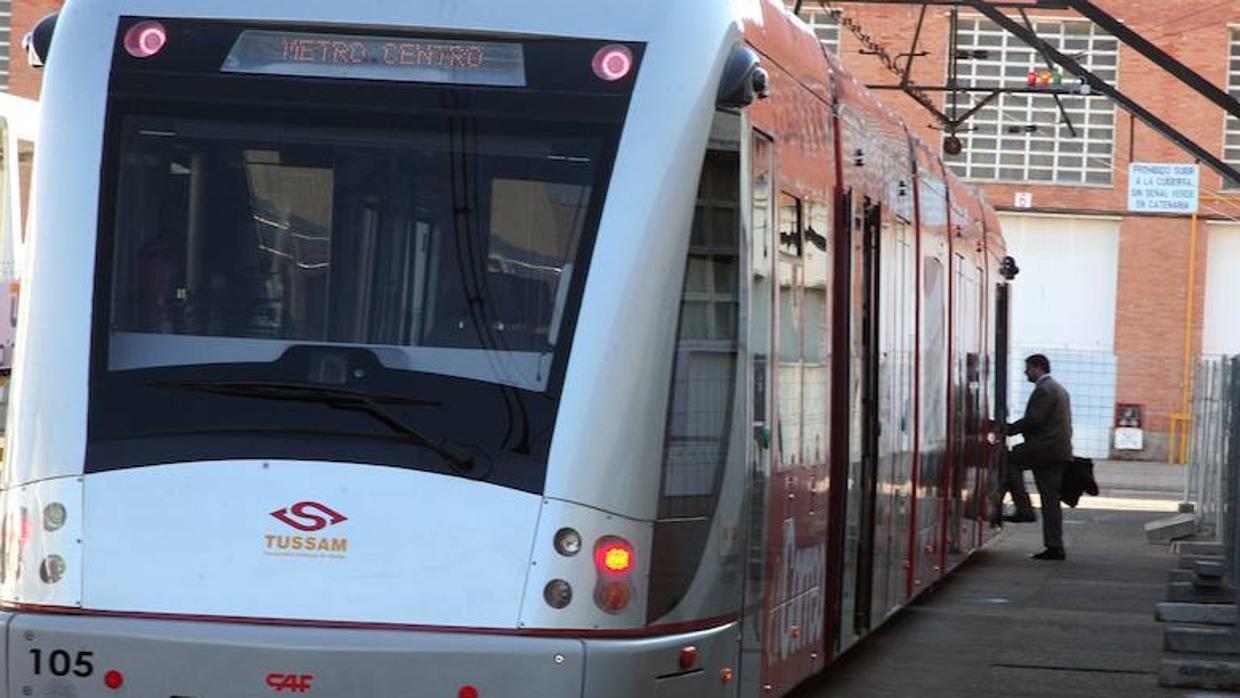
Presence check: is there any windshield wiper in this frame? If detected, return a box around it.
[152,380,479,474]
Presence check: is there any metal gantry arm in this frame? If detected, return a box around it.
[1058,0,1240,122]
[964,0,1240,184]
[821,0,1000,136]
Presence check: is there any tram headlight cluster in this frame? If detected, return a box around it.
[540,530,638,614]
[0,483,81,607]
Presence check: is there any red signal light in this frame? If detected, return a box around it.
[592,44,634,82]
[594,538,634,576]
[1027,70,1038,86]
[593,536,635,614]
[596,580,632,613]
[124,20,168,59]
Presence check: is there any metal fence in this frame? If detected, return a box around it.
[1185,357,1238,540]
[1009,347,1117,459]
[1182,355,1240,603]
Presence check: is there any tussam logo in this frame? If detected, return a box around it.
[264,501,349,559]
[271,501,348,531]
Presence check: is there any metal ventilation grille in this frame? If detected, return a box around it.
[1224,28,1240,189]
[0,1,10,92]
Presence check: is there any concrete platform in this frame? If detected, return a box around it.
[789,487,1196,697]
[1157,603,1237,625]
[1147,513,1199,543]
[1162,653,1240,691]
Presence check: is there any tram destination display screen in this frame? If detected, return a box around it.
[222,30,527,87]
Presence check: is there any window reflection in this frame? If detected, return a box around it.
[110,118,601,391]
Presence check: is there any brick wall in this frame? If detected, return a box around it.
[9,0,62,100]
[817,0,1240,460]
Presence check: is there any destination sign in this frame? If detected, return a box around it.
[222,31,527,87]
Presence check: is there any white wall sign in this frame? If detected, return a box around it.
[1014,192,1033,209]
[1114,427,1144,451]
[1128,163,1199,214]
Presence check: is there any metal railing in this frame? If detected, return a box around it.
[1185,357,1238,541]
[1182,355,1240,612]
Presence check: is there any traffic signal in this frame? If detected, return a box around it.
[1026,69,1064,87]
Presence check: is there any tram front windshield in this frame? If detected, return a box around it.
[109,117,596,392]
[88,23,637,488]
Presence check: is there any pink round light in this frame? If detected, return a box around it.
[592,45,634,82]
[104,670,125,690]
[124,20,168,59]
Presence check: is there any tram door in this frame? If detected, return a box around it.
[852,196,882,635]
[946,254,982,566]
[992,280,1012,519]
[833,178,880,653]
[741,130,776,698]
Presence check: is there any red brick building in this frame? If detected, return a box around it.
[791,0,1240,461]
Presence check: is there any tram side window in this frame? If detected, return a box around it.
[658,144,742,520]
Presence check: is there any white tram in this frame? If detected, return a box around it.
[1,1,1011,696]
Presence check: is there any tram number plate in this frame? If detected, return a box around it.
[29,648,95,677]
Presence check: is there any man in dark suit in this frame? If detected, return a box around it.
[1002,354,1073,561]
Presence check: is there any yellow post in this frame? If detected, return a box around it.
[1172,210,1200,464]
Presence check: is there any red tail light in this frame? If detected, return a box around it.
[594,538,634,576]
[596,581,632,614]
[679,646,698,670]
[593,536,635,614]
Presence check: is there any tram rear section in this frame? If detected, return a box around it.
[0,1,1008,697]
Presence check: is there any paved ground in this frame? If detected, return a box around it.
[788,461,1220,698]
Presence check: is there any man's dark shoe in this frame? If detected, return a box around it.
[1031,547,1066,560]
[1002,513,1037,523]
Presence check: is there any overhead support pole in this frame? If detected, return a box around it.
[1058,0,1240,122]
[963,0,1240,185]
